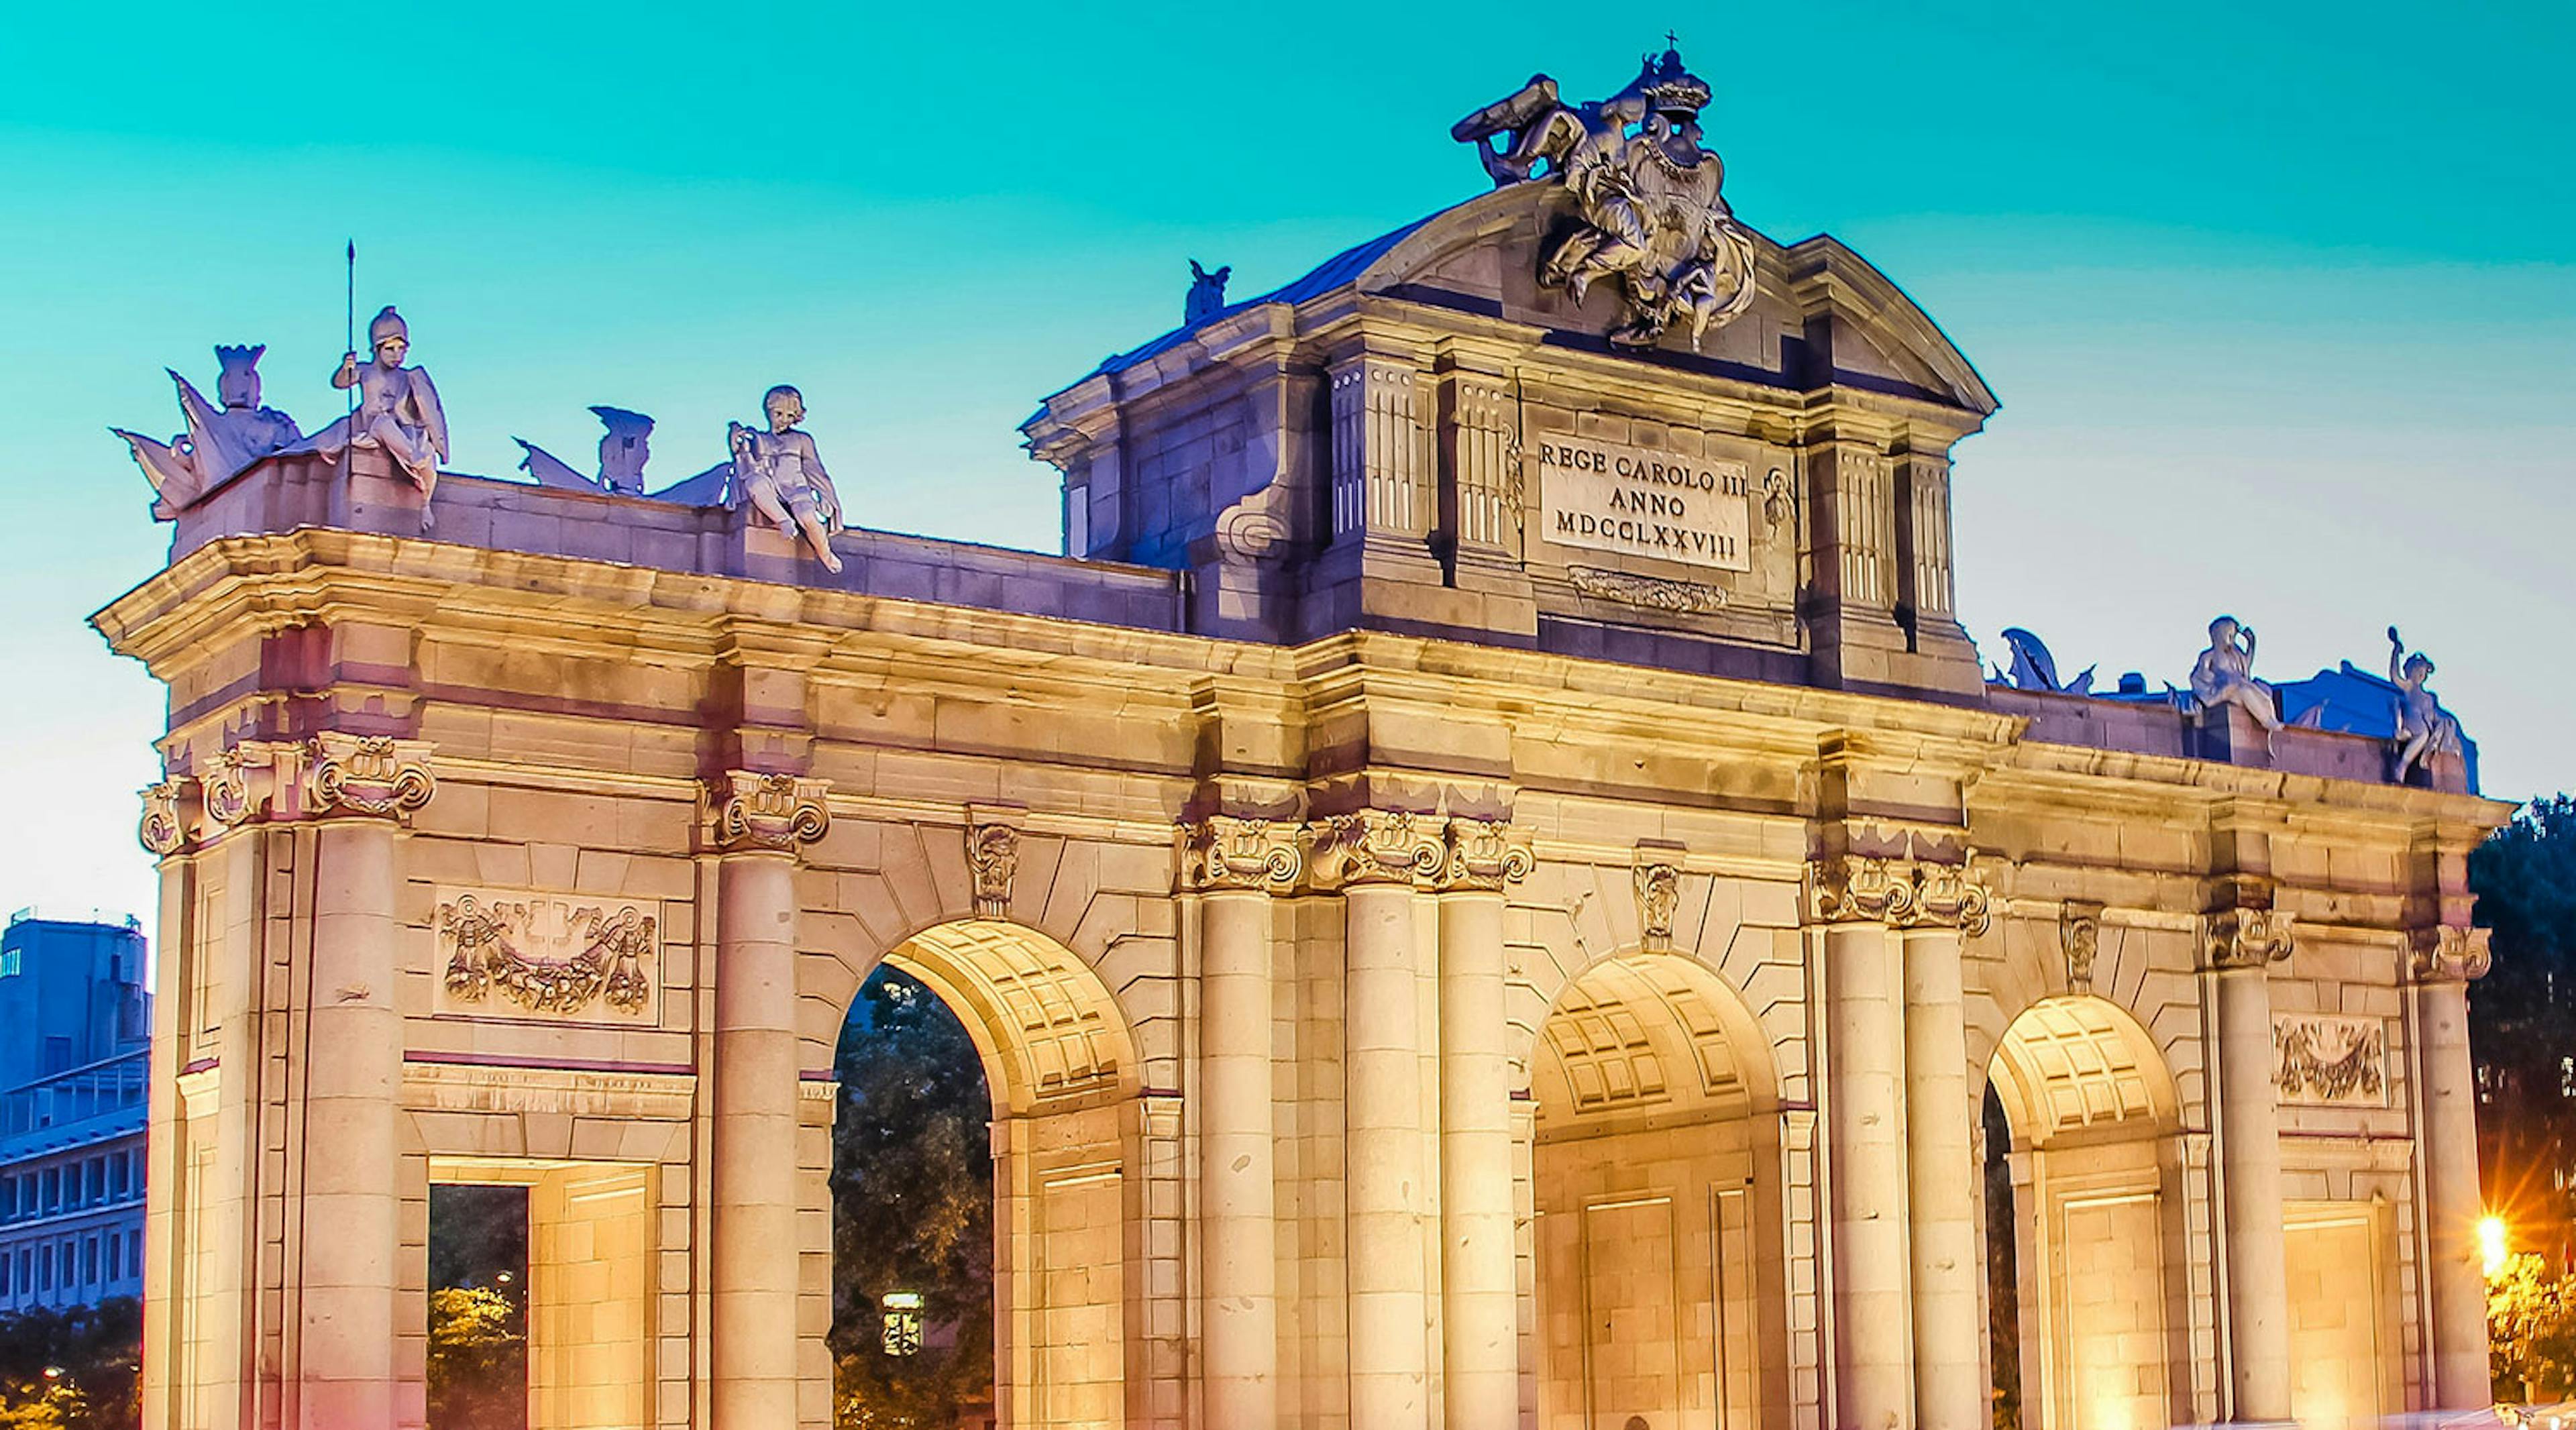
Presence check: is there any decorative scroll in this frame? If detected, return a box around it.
[969,822,1019,918]
[2061,899,2104,995]
[1566,564,1727,614]
[1304,811,1446,889]
[1440,818,1534,893]
[2204,908,2296,971]
[2273,1013,2387,1106]
[1634,859,1680,950]
[2407,924,2492,985]
[138,779,190,857]
[1179,816,1303,892]
[436,889,656,1020]
[1805,855,1992,935]
[702,771,830,852]
[200,740,288,828]
[307,732,435,818]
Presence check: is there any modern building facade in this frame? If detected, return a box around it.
[0,914,151,1311]
[97,46,2508,1430]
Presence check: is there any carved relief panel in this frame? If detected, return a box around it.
[2272,1012,2387,1107]
[432,887,665,1024]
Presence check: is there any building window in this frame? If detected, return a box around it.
[42,1168,58,1213]
[80,1238,95,1286]
[103,1235,117,1283]
[13,1251,25,1295]
[38,1245,51,1292]
[85,1158,101,1205]
[125,1231,138,1281]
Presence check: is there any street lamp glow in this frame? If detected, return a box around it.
[2480,1215,2510,1278]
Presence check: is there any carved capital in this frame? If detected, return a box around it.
[2407,924,2491,985]
[1178,816,1303,893]
[1805,856,1991,934]
[1303,811,1444,889]
[2204,908,2296,971]
[200,739,298,829]
[138,779,192,857]
[1440,818,1534,893]
[1635,859,1680,950]
[305,733,435,820]
[2061,899,2104,995]
[1902,864,1993,935]
[968,822,1020,919]
[700,771,830,854]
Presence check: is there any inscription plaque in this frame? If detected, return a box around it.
[1538,439,1750,573]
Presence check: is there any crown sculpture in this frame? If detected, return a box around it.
[1453,44,1760,351]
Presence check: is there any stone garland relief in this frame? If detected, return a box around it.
[434,889,659,1022]
[2272,1012,2388,1107]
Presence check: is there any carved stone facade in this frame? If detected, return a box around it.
[2273,1012,2388,1107]
[700,771,829,852]
[434,889,660,1022]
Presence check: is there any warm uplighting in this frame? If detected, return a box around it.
[2481,1214,2510,1278]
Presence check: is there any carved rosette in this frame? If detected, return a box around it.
[1634,860,1682,950]
[968,822,1020,919]
[2407,925,2492,985]
[2061,899,2104,995]
[701,772,830,853]
[1440,818,1535,893]
[2204,908,2297,971]
[1303,811,1445,889]
[1178,816,1303,893]
[1805,856,1993,935]
[305,732,435,819]
[138,779,190,857]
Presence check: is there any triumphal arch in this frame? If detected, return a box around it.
[100,44,2508,1430]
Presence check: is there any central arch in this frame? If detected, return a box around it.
[1525,950,1785,1430]
[839,918,1144,1430]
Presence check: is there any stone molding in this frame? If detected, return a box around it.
[2061,899,2104,995]
[1178,816,1305,893]
[700,771,830,854]
[968,821,1020,918]
[2406,924,2492,985]
[2202,908,2296,971]
[138,779,191,857]
[1803,855,1993,934]
[1303,810,1445,889]
[306,732,436,819]
[1439,818,1535,893]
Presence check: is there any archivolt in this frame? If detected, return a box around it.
[883,919,1139,1117]
[1987,995,2178,1149]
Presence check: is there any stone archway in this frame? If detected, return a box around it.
[1526,952,1780,1430]
[852,918,1144,1430]
[1984,996,2184,1430]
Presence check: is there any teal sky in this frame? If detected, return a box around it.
[3,1,2569,924]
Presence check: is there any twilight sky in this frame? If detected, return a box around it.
[1,0,2568,925]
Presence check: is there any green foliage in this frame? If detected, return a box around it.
[0,1298,139,1429]
[830,967,996,1428]
[426,1284,525,1430]
[2472,795,2576,1254]
[2491,1252,2576,1400]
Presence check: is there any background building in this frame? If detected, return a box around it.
[0,912,150,1311]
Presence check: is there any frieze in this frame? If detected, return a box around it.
[2407,925,2492,985]
[2273,1013,2387,1107]
[434,889,659,1022]
[701,771,830,853]
[1179,816,1304,893]
[1564,564,1728,613]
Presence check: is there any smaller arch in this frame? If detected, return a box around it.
[1986,995,2179,1150]
[1531,952,1771,1131]
[878,919,1142,1119]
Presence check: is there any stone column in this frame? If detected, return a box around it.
[1436,820,1532,1430]
[1899,866,1990,1430]
[1180,818,1302,1427]
[2204,907,2296,1424]
[1312,812,1442,1430]
[294,733,434,1430]
[136,779,193,1430]
[702,772,830,1429]
[1811,857,1913,1430]
[2412,926,2494,1409]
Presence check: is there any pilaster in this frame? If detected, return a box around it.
[1432,818,1531,1430]
[2408,923,2492,1409]
[2202,890,2296,1425]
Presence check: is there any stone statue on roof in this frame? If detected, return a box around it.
[307,307,449,520]
[1185,260,1230,325]
[2190,614,2283,736]
[729,384,845,572]
[1452,42,1759,351]
[112,344,303,518]
[517,405,657,497]
[2385,626,2463,783]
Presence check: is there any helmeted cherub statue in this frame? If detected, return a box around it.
[113,344,304,518]
[313,306,449,514]
[2190,614,2282,736]
[729,384,844,572]
[2385,625,2463,783]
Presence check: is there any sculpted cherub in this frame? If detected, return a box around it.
[112,343,303,518]
[2190,614,2283,735]
[729,384,845,572]
[314,307,449,518]
[2385,625,2463,783]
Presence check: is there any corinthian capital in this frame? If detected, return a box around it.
[1178,816,1303,893]
[138,779,191,857]
[305,733,436,819]
[2408,924,2491,985]
[701,771,830,853]
[1439,818,1534,893]
[2204,908,2296,971]
[1303,811,1444,889]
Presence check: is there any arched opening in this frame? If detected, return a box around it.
[829,919,1139,1430]
[1983,997,2184,1430]
[1527,953,1779,1430]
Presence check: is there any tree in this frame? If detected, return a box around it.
[0,1298,140,1429]
[830,967,996,1427]
[427,1285,527,1430]
[2471,795,2576,1268]
[2491,1251,2576,1400]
